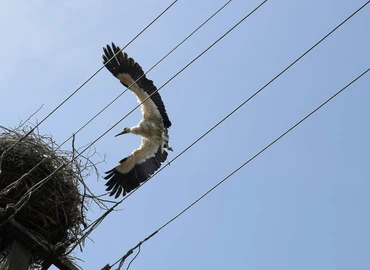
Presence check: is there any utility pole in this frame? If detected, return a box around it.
[0,205,78,270]
[0,126,89,270]
[0,239,31,270]
[0,203,30,270]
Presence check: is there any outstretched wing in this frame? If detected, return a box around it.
[103,43,171,128]
[104,138,168,198]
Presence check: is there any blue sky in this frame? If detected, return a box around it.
[1,0,370,269]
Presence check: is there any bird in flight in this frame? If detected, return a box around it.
[102,43,172,198]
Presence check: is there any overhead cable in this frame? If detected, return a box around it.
[73,0,370,249]
[0,0,178,173]
[107,66,370,270]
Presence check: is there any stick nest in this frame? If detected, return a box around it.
[0,126,88,262]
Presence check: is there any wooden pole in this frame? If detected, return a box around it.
[0,239,31,270]
[0,205,79,270]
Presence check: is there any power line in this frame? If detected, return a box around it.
[77,0,370,244]
[61,0,269,255]
[69,0,231,145]
[12,0,267,215]
[0,0,178,173]
[12,0,370,255]
[63,0,370,254]
[107,66,370,270]
[117,0,370,199]
[125,245,141,270]
[0,0,232,199]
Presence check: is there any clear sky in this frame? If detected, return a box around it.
[1,0,370,269]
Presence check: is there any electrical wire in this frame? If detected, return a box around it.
[10,0,370,257]
[12,0,267,215]
[0,0,232,199]
[60,1,269,255]
[0,0,178,173]
[110,0,370,200]
[71,0,370,249]
[125,245,141,270]
[62,0,370,255]
[107,66,370,270]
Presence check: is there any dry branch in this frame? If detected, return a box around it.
[0,126,89,267]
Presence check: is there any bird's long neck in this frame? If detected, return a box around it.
[130,124,162,138]
[129,126,141,135]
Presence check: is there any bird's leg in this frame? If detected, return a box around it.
[162,129,173,152]
[165,144,173,152]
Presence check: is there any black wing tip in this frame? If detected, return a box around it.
[104,168,127,198]
[164,119,172,128]
[104,167,140,198]
[102,42,172,128]
[102,42,137,75]
[103,148,170,198]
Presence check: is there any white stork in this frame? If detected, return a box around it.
[102,43,172,198]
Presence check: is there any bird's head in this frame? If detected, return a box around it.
[115,127,130,137]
